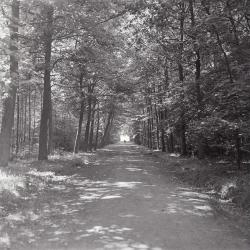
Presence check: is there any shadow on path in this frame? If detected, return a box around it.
[3,143,250,250]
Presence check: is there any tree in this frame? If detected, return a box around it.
[0,0,20,166]
[38,4,54,160]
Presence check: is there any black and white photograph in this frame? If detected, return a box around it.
[0,0,250,249]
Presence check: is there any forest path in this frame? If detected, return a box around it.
[10,143,250,250]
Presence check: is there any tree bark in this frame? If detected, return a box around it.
[189,0,202,106]
[38,5,53,160]
[235,130,241,169]
[160,111,166,152]
[154,104,160,149]
[100,107,114,147]
[168,132,174,153]
[179,2,187,156]
[73,73,85,153]
[0,0,20,166]
[89,98,96,151]
[180,114,187,155]
[83,86,92,152]
[94,102,100,151]
[16,93,20,155]
[48,105,53,154]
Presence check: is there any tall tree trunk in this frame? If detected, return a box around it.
[20,94,24,148]
[74,100,85,153]
[16,92,20,155]
[28,86,31,155]
[180,114,187,155]
[160,111,166,152]
[24,94,27,145]
[94,102,100,151]
[143,120,146,146]
[189,0,205,158]
[0,0,19,166]
[89,99,96,151]
[235,130,242,169]
[32,89,36,146]
[154,105,160,149]
[83,87,92,152]
[189,0,202,106]
[48,106,53,154]
[100,108,114,147]
[73,73,84,153]
[150,105,155,149]
[179,2,187,156]
[38,5,53,160]
[169,132,174,153]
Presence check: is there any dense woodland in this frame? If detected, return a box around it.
[0,0,250,167]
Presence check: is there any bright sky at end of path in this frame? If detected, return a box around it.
[120,135,130,142]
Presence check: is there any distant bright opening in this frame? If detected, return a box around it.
[120,135,130,142]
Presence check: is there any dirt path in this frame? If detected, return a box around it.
[7,143,250,249]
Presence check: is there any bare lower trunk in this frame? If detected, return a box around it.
[38,5,53,160]
[94,103,100,151]
[235,130,241,169]
[100,108,114,147]
[16,93,20,155]
[89,99,96,152]
[48,106,53,154]
[83,91,92,152]
[74,100,85,153]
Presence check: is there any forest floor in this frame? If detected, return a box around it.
[0,142,250,250]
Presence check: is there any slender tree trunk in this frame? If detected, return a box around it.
[180,114,187,155]
[0,0,19,166]
[160,110,166,152]
[89,99,96,151]
[73,73,84,153]
[154,105,160,149]
[179,2,187,156]
[189,0,205,158]
[24,94,27,145]
[20,94,24,148]
[235,130,242,169]
[32,89,36,146]
[189,0,202,106]
[28,86,31,155]
[48,106,53,154]
[150,105,155,148]
[100,108,114,147]
[38,5,53,160]
[169,132,174,153]
[94,102,100,150]
[16,92,20,155]
[83,88,92,152]
[74,100,85,153]
[144,121,147,147]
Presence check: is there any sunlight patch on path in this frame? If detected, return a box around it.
[82,225,163,250]
[126,168,142,172]
[119,214,140,218]
[156,188,214,217]
[101,195,122,199]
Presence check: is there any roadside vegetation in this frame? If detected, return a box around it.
[0,1,250,243]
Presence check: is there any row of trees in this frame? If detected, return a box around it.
[0,0,133,165]
[1,0,249,168]
[130,0,250,166]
